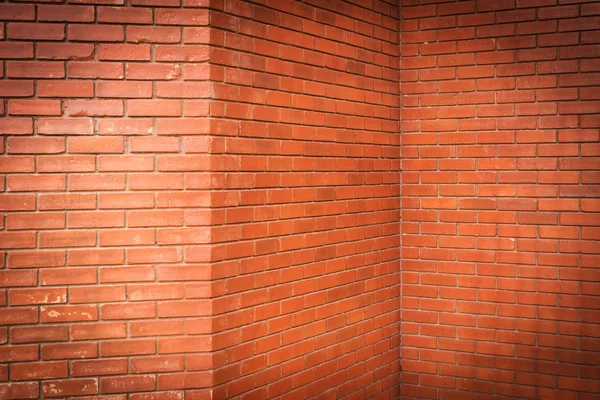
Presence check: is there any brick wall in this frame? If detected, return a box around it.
[2,0,600,398]
[205,1,401,398]
[0,1,215,398]
[400,0,600,399]
[0,0,401,399]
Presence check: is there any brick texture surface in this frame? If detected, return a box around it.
[205,1,401,398]
[400,0,600,399]
[1,1,216,398]
[1,0,599,399]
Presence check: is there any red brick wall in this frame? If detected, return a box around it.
[0,0,401,399]
[2,0,600,398]
[0,1,215,398]
[400,0,600,399]
[203,1,401,398]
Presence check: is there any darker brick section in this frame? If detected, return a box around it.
[401,0,600,399]
[205,1,401,399]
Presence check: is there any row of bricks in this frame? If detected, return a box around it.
[4,157,599,174]
[1,208,398,227]
[401,335,598,360]
[405,31,598,49]
[0,242,398,267]
[0,80,398,110]
[403,12,599,31]
[0,375,211,396]
[402,136,599,148]
[2,253,594,283]
[403,290,599,307]
[403,171,599,183]
[2,25,214,43]
[402,45,599,69]
[1,284,596,310]
[210,11,398,45]
[402,0,599,16]
[403,238,599,254]
[0,155,400,172]
[1,227,596,249]
[0,138,570,157]
[0,355,397,394]
[404,227,598,240]
[0,55,397,88]
[0,303,592,334]
[402,378,597,399]
[0,226,596,249]
[2,209,594,224]
[1,45,209,62]
[1,57,396,95]
[403,93,599,109]
[0,252,398,279]
[0,117,399,134]
[402,65,600,83]
[2,5,398,37]
[404,197,599,208]
[2,143,399,160]
[0,278,397,311]
[403,221,598,236]
[403,247,599,263]
[0,224,400,247]
[402,76,600,93]
[403,254,597,269]
[0,352,594,392]
[404,18,600,39]
[403,310,598,326]
[4,176,596,193]
[0,99,397,118]
[0,313,395,346]
[0,326,399,362]
[9,174,591,190]
[404,33,598,50]
[402,345,599,365]
[401,255,598,271]
[1,128,396,146]
[0,257,397,287]
[406,118,598,130]
[1,24,399,61]
[0,134,398,153]
[1,328,591,365]
[0,5,208,24]
[404,118,600,130]
[0,370,398,399]
[404,158,600,169]
[0,2,398,29]
[0,152,399,168]
[0,192,399,208]
[412,43,597,63]
[0,286,398,332]
[0,206,396,225]
[403,335,599,355]
[402,103,600,119]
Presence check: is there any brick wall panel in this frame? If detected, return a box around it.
[401,0,600,398]
[0,0,216,398]
[0,0,401,398]
[206,1,401,398]
[3,0,599,398]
